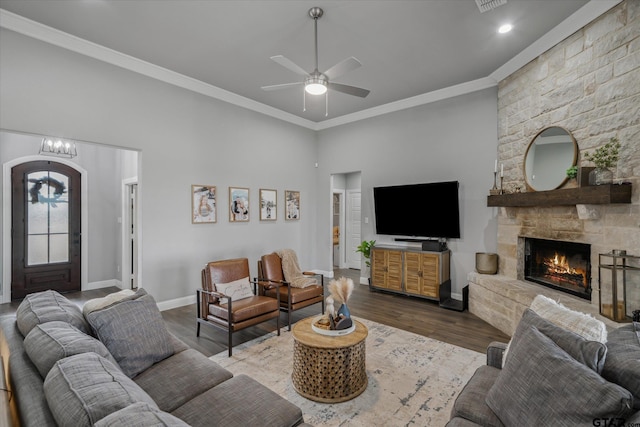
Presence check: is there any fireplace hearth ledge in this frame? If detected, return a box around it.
[467,272,620,337]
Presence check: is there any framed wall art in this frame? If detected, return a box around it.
[192,185,216,224]
[229,187,250,222]
[285,190,300,220]
[260,189,277,221]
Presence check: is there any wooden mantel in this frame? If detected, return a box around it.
[487,183,632,207]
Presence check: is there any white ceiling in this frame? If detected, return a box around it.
[0,0,620,130]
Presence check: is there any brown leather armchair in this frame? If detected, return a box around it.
[197,258,280,356]
[258,252,324,331]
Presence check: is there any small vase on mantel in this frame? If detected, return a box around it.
[588,167,613,185]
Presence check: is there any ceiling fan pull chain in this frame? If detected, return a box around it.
[303,89,307,112]
[325,91,329,117]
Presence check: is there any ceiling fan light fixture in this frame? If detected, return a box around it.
[304,77,327,95]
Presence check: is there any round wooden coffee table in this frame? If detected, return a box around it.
[291,316,368,403]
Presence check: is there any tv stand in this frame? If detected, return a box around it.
[370,245,450,301]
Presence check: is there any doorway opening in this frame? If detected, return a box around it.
[330,172,362,277]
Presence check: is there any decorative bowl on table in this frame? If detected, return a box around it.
[311,316,356,336]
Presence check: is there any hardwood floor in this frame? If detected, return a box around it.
[0,269,510,356]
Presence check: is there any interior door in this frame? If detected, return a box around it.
[11,161,81,299]
[346,190,361,269]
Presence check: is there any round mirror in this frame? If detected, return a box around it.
[524,126,577,191]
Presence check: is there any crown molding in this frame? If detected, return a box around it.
[1,1,621,131]
[314,77,498,130]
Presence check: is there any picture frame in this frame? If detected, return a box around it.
[260,189,277,221]
[191,185,216,224]
[285,190,300,220]
[229,187,250,222]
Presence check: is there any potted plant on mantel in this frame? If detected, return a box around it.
[356,240,376,284]
[583,137,621,185]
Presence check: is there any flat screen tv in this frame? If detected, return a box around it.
[373,181,460,239]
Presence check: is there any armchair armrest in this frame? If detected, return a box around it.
[197,288,227,300]
[302,271,324,286]
[254,277,285,290]
[486,341,508,369]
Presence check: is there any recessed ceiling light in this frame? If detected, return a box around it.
[498,24,513,34]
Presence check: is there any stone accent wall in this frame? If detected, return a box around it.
[470,0,640,334]
[497,0,639,289]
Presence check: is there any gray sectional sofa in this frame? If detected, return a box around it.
[448,299,640,426]
[0,288,307,427]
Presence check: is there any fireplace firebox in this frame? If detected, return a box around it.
[524,238,591,300]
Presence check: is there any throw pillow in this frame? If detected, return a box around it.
[82,289,136,317]
[503,294,608,365]
[486,321,634,426]
[44,352,157,427]
[24,321,119,378]
[86,292,174,378]
[215,276,254,305]
[505,309,607,373]
[16,289,90,337]
[94,402,190,427]
[602,322,640,409]
[529,294,608,342]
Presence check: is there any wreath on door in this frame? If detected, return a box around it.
[28,176,66,206]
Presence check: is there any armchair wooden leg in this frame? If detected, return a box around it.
[228,329,233,357]
[196,321,201,337]
[276,314,280,336]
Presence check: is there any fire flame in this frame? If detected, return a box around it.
[543,252,582,276]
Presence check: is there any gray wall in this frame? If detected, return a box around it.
[316,88,499,293]
[1,27,499,302]
[0,28,318,302]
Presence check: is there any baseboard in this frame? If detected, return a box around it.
[156,295,195,312]
[84,279,122,291]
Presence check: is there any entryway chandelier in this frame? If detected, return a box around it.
[39,137,77,158]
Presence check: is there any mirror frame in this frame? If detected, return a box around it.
[523,126,578,192]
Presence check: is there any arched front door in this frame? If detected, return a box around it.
[11,161,81,300]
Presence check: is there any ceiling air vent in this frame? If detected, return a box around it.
[475,0,507,13]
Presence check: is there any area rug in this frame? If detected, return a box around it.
[210,318,484,426]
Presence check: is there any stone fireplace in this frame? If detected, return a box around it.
[466,1,639,337]
[523,237,591,300]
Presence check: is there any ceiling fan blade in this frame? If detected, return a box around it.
[261,82,304,91]
[324,57,362,80]
[328,82,370,98]
[270,55,309,77]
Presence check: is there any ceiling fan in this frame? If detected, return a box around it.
[261,7,370,114]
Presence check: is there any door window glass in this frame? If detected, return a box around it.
[26,171,69,265]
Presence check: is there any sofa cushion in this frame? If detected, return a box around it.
[602,322,640,409]
[86,292,174,378]
[43,352,157,427]
[133,348,233,412]
[16,290,90,337]
[486,319,634,426]
[82,288,137,317]
[449,365,504,427]
[94,402,190,427]
[215,276,254,305]
[171,374,304,427]
[24,320,119,378]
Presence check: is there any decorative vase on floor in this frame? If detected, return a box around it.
[588,167,613,185]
